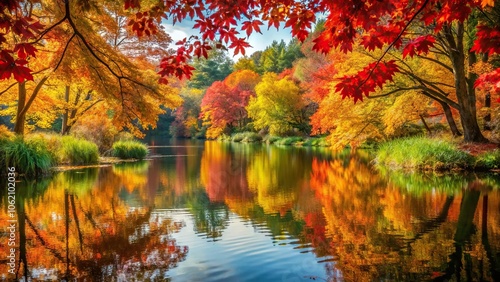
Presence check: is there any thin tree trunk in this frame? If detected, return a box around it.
[419,114,432,134]
[61,85,70,135]
[439,101,462,136]
[14,82,27,135]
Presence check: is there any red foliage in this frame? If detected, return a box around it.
[1,0,499,93]
[0,1,43,82]
[201,80,252,127]
[475,68,500,102]
[335,60,399,102]
[402,35,436,58]
[471,25,500,55]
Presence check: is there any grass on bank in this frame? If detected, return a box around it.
[58,136,99,165]
[0,136,54,177]
[475,150,500,170]
[112,140,149,160]
[221,131,330,147]
[375,137,474,170]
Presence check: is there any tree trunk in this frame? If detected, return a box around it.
[61,85,71,135]
[439,101,462,136]
[443,23,487,143]
[14,82,27,135]
[419,114,432,134]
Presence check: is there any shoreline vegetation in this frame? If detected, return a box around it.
[217,131,499,171]
[0,131,149,178]
[1,129,499,178]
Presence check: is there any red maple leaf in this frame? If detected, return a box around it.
[124,0,140,10]
[475,68,500,101]
[361,33,384,51]
[0,51,33,82]
[241,20,263,37]
[471,25,500,55]
[228,37,251,56]
[335,60,399,102]
[14,43,37,59]
[402,35,436,58]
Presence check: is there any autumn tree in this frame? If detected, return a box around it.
[200,70,260,138]
[170,87,204,138]
[247,72,309,135]
[233,57,257,72]
[3,0,500,143]
[0,0,180,136]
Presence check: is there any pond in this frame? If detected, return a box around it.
[1,140,499,281]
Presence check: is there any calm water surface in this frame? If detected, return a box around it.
[1,140,499,281]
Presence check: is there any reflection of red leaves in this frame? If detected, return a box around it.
[0,51,34,82]
[335,60,399,102]
[471,25,500,55]
[402,35,435,58]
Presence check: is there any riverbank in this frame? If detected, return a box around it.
[218,132,500,171]
[219,132,331,147]
[375,137,500,171]
[0,132,149,178]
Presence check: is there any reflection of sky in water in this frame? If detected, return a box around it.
[164,209,336,282]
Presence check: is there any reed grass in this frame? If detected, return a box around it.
[375,137,474,170]
[112,140,149,160]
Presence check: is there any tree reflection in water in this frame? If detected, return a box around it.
[0,165,188,281]
[1,142,499,281]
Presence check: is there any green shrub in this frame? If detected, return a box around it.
[231,132,246,142]
[112,140,149,160]
[375,136,474,170]
[242,132,262,143]
[0,137,53,177]
[59,136,99,165]
[231,132,261,143]
[475,150,500,170]
[263,135,280,144]
[302,137,329,147]
[275,136,304,146]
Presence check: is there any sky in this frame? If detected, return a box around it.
[162,20,294,61]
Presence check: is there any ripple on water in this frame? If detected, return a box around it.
[166,210,329,282]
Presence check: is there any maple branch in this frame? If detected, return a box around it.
[421,87,460,109]
[416,54,453,73]
[68,99,103,127]
[0,67,50,97]
[367,87,422,98]
[53,33,76,71]
[357,0,430,93]
[0,82,17,97]
[32,15,68,44]
[20,76,50,117]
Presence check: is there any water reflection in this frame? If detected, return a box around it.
[1,141,499,281]
[0,167,187,281]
